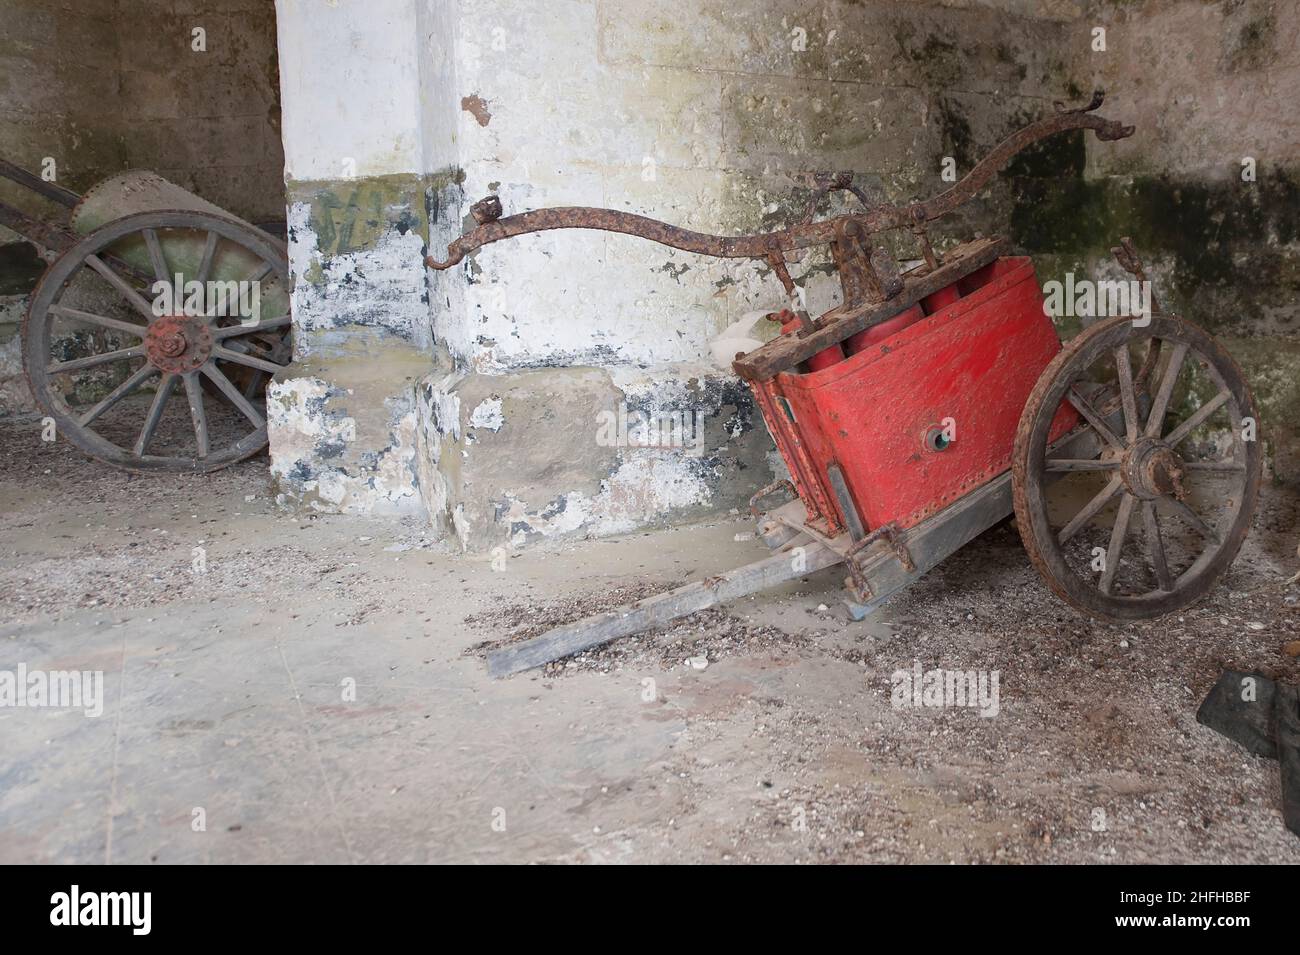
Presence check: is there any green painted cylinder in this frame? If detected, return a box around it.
[70,170,289,318]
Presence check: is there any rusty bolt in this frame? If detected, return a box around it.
[158,335,186,357]
[471,195,503,224]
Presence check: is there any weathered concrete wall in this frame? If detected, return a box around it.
[265,330,429,515]
[0,0,286,414]
[1035,0,1300,480]
[417,362,769,551]
[439,0,1085,372]
[0,0,284,222]
[273,0,1102,545]
[11,0,1293,533]
[268,0,441,515]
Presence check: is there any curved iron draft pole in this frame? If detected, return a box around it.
[425,91,1134,272]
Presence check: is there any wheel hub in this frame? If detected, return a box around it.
[1122,436,1187,501]
[145,315,212,373]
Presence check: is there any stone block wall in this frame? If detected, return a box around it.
[8,0,1293,542]
[0,0,284,223]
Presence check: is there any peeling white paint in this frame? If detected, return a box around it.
[266,376,350,473]
[285,202,431,354]
[411,361,772,550]
[267,375,422,516]
[497,453,713,547]
[468,396,504,431]
[414,371,463,532]
[427,386,462,442]
[451,503,471,551]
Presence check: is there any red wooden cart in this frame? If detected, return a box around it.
[435,94,1260,674]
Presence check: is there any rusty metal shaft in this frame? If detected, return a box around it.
[426,92,1133,271]
[431,205,810,267]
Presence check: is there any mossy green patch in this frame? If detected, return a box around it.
[937,97,977,171]
[1005,129,1086,179]
[287,173,433,262]
[1009,168,1300,330]
[1216,336,1300,427]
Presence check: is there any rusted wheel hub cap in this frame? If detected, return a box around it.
[1122,436,1186,501]
[145,315,213,374]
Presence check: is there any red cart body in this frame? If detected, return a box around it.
[753,257,1077,536]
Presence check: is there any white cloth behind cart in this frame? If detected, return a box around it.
[708,309,784,373]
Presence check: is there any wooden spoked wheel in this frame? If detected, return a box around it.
[22,210,292,473]
[1013,315,1262,620]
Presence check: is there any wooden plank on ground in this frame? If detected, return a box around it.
[487,541,845,677]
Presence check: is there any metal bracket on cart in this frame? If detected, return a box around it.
[749,479,798,519]
[844,523,916,603]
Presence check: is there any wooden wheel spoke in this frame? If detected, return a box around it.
[200,363,266,428]
[134,374,176,456]
[49,304,148,339]
[1099,492,1136,594]
[1045,458,1119,472]
[1057,474,1123,544]
[47,345,144,374]
[1142,500,1174,592]
[1144,342,1187,438]
[1182,460,1246,473]
[1067,388,1126,452]
[212,345,285,375]
[84,254,156,321]
[213,314,291,339]
[26,210,290,473]
[196,231,220,286]
[244,261,273,284]
[1134,337,1163,392]
[78,365,158,427]
[142,228,170,284]
[183,374,210,458]
[1163,391,1230,447]
[1164,497,1222,547]
[1114,345,1139,442]
[241,371,265,401]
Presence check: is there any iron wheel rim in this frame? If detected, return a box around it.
[1012,315,1262,620]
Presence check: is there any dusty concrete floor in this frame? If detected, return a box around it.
[2,414,1299,864]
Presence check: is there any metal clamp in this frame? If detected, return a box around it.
[749,479,797,519]
[843,522,915,601]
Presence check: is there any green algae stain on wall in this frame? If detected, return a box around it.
[288,174,433,268]
[1009,168,1300,332]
